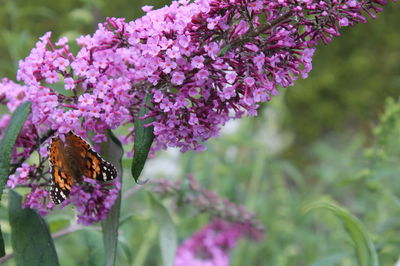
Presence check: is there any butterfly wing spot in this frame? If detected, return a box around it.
[50,182,69,204]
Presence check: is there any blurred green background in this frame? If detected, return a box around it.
[0,0,400,265]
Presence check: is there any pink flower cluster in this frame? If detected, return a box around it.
[174,219,263,266]
[3,0,388,151]
[60,177,121,225]
[0,0,388,222]
[7,162,55,216]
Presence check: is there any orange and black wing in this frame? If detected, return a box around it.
[49,131,118,205]
[49,136,75,204]
[84,148,118,181]
[66,132,118,182]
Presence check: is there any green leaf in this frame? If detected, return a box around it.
[84,229,104,266]
[0,225,5,258]
[101,130,124,266]
[119,213,136,227]
[117,238,133,265]
[0,101,31,259]
[218,44,231,56]
[47,81,74,96]
[148,192,177,266]
[0,101,31,201]
[8,190,59,266]
[310,251,352,266]
[303,200,379,266]
[131,94,155,182]
[132,222,158,266]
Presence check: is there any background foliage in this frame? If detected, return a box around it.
[0,0,399,265]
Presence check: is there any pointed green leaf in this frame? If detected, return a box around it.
[117,238,133,265]
[0,225,5,257]
[131,94,155,182]
[101,130,124,266]
[8,190,59,266]
[0,102,31,259]
[149,192,177,266]
[303,200,379,266]
[0,101,31,201]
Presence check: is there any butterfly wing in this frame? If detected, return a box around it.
[49,132,118,205]
[85,148,118,181]
[65,133,118,182]
[49,166,72,204]
[49,136,75,204]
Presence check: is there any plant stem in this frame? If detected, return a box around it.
[230,11,292,49]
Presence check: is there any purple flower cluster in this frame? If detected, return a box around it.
[175,219,262,266]
[3,0,388,151]
[7,162,55,216]
[60,177,121,225]
[0,0,388,223]
[23,186,54,216]
[7,163,32,189]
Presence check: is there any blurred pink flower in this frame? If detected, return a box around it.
[175,219,263,266]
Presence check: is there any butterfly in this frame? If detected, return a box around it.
[48,131,117,204]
